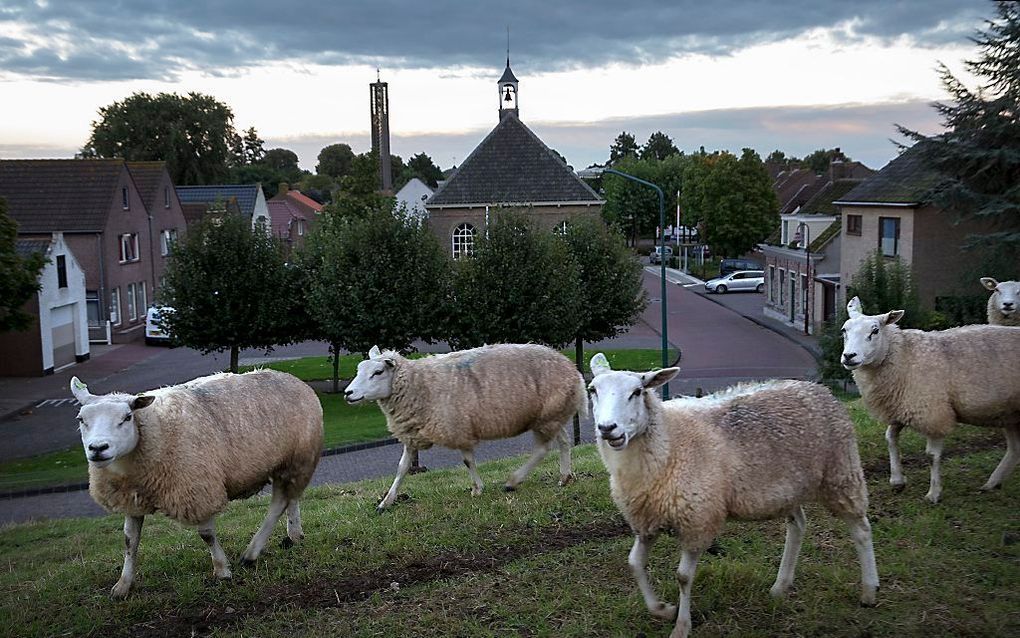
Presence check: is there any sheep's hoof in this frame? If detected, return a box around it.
[890,482,906,493]
[376,505,389,514]
[239,556,257,567]
[503,484,517,493]
[215,568,233,580]
[110,581,132,600]
[979,483,1002,492]
[769,583,790,598]
[280,537,295,549]
[470,487,483,497]
[558,474,575,487]
[859,591,878,607]
[923,491,941,505]
[650,602,677,620]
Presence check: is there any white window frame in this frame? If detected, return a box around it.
[452,223,476,260]
[119,233,139,263]
[164,186,171,208]
[768,265,776,303]
[778,268,785,305]
[137,281,147,317]
[110,289,121,326]
[160,228,177,256]
[126,283,137,321]
[122,187,129,210]
[553,220,569,236]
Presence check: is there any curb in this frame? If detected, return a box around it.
[0,437,403,501]
[696,291,823,363]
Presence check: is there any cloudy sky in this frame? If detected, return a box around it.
[0,1,989,172]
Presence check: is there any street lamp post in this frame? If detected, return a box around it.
[603,168,670,399]
[797,221,811,336]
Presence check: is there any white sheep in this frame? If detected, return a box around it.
[588,354,877,638]
[841,296,1020,503]
[981,277,1020,326]
[344,344,586,510]
[70,370,323,598]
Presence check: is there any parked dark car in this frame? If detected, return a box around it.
[719,258,762,276]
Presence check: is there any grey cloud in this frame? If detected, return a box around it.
[0,0,985,81]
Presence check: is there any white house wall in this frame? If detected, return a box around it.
[36,233,89,372]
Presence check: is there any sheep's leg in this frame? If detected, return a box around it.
[462,449,484,496]
[924,437,945,504]
[241,485,288,564]
[628,534,676,620]
[111,515,144,599]
[505,437,553,490]
[284,500,303,545]
[379,445,413,511]
[557,423,574,486]
[671,549,701,638]
[841,514,879,606]
[197,517,233,579]
[770,506,806,597]
[886,423,906,491]
[981,426,1020,491]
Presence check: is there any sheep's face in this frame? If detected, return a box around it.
[982,278,1020,318]
[840,297,904,370]
[588,353,678,451]
[69,377,154,467]
[345,347,396,404]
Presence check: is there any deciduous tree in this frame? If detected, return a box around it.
[316,143,356,180]
[0,198,47,333]
[640,131,679,161]
[609,131,639,164]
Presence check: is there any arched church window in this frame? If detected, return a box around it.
[452,223,476,259]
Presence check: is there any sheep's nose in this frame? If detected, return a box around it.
[1003,302,1014,309]
[597,423,617,435]
[88,442,109,453]
[343,389,353,397]
[842,352,857,363]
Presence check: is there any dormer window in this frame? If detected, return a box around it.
[122,187,129,209]
[164,186,170,208]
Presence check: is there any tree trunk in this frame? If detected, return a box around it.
[332,342,341,394]
[229,344,239,373]
[573,335,583,445]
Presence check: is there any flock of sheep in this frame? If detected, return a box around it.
[68,277,1020,637]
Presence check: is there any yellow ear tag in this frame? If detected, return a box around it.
[73,380,87,390]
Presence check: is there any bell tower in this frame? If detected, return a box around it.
[498,30,519,121]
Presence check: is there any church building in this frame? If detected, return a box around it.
[425,57,604,258]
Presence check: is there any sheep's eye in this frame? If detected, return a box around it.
[870,327,879,336]
[629,388,642,399]
[371,370,383,378]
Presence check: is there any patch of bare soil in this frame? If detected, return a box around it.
[122,518,631,637]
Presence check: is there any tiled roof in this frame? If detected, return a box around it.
[270,188,322,217]
[176,184,258,219]
[126,161,168,212]
[267,200,307,237]
[773,169,824,215]
[0,159,125,233]
[427,114,602,207]
[801,179,865,216]
[835,146,939,205]
[15,238,50,259]
[808,220,841,253]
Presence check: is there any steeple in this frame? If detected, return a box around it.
[498,27,519,121]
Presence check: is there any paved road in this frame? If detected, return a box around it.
[0,270,816,525]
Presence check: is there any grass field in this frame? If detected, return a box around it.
[0,349,675,493]
[1,399,1017,637]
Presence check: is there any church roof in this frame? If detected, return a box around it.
[498,62,519,84]
[426,114,602,207]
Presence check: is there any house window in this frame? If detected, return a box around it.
[136,282,147,317]
[56,255,67,288]
[164,186,170,208]
[122,187,129,210]
[110,289,121,326]
[846,214,862,236]
[452,223,476,259]
[879,217,900,257]
[553,220,569,236]
[160,229,178,256]
[86,291,100,325]
[768,265,776,303]
[781,220,789,244]
[778,268,785,305]
[296,219,306,236]
[119,233,139,262]
[801,274,809,316]
[127,283,136,321]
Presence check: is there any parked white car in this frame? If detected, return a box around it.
[703,270,765,294]
[145,306,175,345]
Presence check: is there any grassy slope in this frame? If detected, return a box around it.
[0,400,1017,637]
[1,349,674,492]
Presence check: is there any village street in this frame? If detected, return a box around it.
[0,268,817,524]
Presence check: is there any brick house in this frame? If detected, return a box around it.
[0,234,90,376]
[0,159,186,344]
[834,146,1018,312]
[425,59,603,256]
[125,162,188,295]
[176,184,270,230]
[267,198,311,254]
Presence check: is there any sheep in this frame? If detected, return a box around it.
[344,344,586,510]
[70,370,323,598]
[981,277,1020,326]
[588,353,877,638]
[841,296,1020,503]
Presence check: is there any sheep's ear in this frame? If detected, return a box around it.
[642,367,680,389]
[368,345,382,359]
[383,357,395,368]
[131,395,154,411]
[70,377,93,404]
[883,310,905,326]
[590,353,612,376]
[981,277,999,291]
[846,296,863,317]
